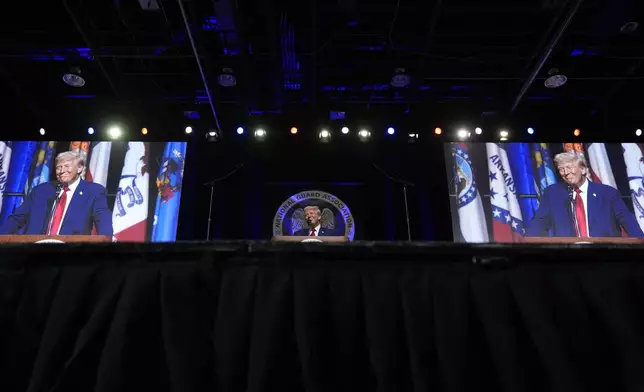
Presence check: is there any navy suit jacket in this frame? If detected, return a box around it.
[526,182,644,238]
[0,180,113,236]
[294,227,336,236]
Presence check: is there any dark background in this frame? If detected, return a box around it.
[177,136,453,241]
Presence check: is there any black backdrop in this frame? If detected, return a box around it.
[177,137,453,241]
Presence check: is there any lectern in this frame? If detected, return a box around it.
[0,235,111,243]
[272,236,349,243]
[521,237,644,244]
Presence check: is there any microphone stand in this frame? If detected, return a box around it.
[203,163,245,240]
[372,164,415,242]
[568,186,580,237]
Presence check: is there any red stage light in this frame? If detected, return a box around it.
[434,127,442,135]
[573,128,581,137]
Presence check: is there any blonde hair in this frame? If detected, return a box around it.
[304,206,321,216]
[55,151,85,167]
[553,151,587,168]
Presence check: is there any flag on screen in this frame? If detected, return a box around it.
[532,143,557,193]
[451,142,489,242]
[486,143,524,242]
[0,142,37,222]
[87,141,112,187]
[112,142,149,242]
[30,141,56,189]
[507,143,539,222]
[621,143,644,233]
[0,141,13,214]
[151,142,187,242]
[69,141,91,180]
[586,143,617,188]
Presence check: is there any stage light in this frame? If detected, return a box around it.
[387,127,395,135]
[141,127,148,135]
[457,129,469,139]
[185,126,193,134]
[87,127,95,135]
[434,127,442,135]
[527,127,535,135]
[499,130,509,138]
[206,130,220,142]
[358,129,371,141]
[254,128,267,138]
[108,126,122,139]
[319,129,330,138]
[636,129,643,137]
[236,127,244,135]
[39,128,46,136]
[341,126,349,134]
[290,127,298,135]
[474,127,483,135]
[573,128,581,137]
[407,133,419,143]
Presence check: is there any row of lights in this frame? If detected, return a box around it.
[231,126,378,141]
[453,127,644,140]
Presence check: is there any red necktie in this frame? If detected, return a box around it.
[309,228,316,236]
[575,188,588,237]
[49,186,69,235]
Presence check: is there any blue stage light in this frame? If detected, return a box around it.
[87,127,95,135]
[387,127,395,135]
[527,127,535,135]
[237,127,244,135]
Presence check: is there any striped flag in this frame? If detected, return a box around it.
[112,142,149,242]
[87,141,112,187]
[622,143,644,233]
[69,141,91,180]
[0,142,12,214]
[451,142,489,242]
[151,142,187,242]
[486,143,524,242]
[586,143,617,188]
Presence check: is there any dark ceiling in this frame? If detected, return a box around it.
[0,0,642,137]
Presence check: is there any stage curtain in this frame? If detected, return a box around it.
[1,244,644,392]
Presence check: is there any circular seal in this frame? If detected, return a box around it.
[35,239,65,244]
[452,144,479,208]
[272,190,355,241]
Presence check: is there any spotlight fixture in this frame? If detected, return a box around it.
[206,130,220,142]
[254,128,267,139]
[217,68,236,87]
[544,68,567,88]
[290,127,298,135]
[387,127,395,135]
[62,66,86,87]
[358,129,371,141]
[236,127,244,135]
[141,127,149,135]
[474,127,483,135]
[457,129,469,139]
[407,133,419,143]
[87,127,95,135]
[319,129,331,143]
[108,126,122,139]
[573,128,581,137]
[527,127,535,135]
[341,126,350,134]
[39,128,46,136]
[434,127,442,135]
[499,130,509,138]
[185,126,193,134]
[636,129,642,137]
[391,68,411,88]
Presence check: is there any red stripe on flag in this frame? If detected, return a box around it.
[589,169,601,184]
[114,220,147,242]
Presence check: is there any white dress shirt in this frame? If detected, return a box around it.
[309,224,321,236]
[572,179,590,236]
[56,177,80,235]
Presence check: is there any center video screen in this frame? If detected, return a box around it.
[445,142,644,242]
[0,140,188,242]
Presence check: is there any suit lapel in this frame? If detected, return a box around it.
[586,182,601,235]
[60,180,85,233]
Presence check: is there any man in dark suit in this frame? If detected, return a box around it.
[293,205,336,236]
[526,151,643,238]
[0,151,113,236]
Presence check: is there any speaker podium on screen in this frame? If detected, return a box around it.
[445,142,644,243]
[0,140,188,243]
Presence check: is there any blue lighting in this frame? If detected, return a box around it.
[527,127,535,135]
[236,127,244,135]
[387,127,395,135]
[87,127,95,135]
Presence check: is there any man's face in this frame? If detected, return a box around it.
[557,161,586,188]
[304,209,321,227]
[55,159,82,185]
